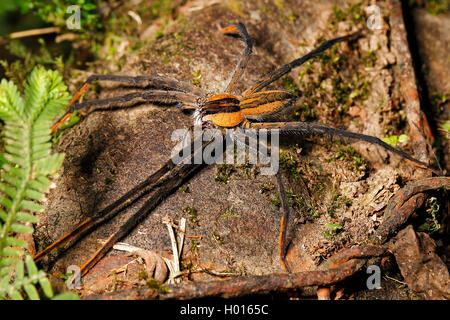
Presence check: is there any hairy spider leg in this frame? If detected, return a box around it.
[276,171,291,273]
[218,23,253,94]
[51,75,205,132]
[34,133,211,276]
[244,30,362,95]
[250,121,441,175]
[52,89,200,134]
[33,159,178,262]
[51,82,91,132]
[78,136,213,276]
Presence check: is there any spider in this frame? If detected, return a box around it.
[34,23,439,277]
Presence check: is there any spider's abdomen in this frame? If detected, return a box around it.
[240,90,297,121]
[201,94,244,128]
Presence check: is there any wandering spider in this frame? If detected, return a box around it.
[34,23,439,276]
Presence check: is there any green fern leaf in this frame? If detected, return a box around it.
[16,211,38,224]
[0,66,70,300]
[9,223,34,234]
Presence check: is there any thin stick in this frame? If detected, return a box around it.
[163,218,180,278]
[9,27,61,39]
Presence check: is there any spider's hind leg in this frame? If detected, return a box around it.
[251,121,441,175]
[276,171,292,273]
[231,128,292,272]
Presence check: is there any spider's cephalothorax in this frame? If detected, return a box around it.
[195,93,244,128]
[37,22,441,277]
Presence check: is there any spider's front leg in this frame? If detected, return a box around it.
[217,22,253,94]
[244,30,362,95]
[51,74,205,132]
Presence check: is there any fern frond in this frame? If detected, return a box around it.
[0,79,25,121]
[0,255,53,300]
[0,66,70,300]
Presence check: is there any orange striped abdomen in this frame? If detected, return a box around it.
[240,90,296,120]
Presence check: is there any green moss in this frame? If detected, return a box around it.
[270,194,281,206]
[328,193,352,218]
[361,49,378,68]
[221,205,240,219]
[259,182,275,194]
[287,12,298,22]
[52,111,80,144]
[286,189,317,218]
[148,30,194,65]
[348,3,364,23]
[104,176,113,185]
[330,3,364,27]
[138,271,148,280]
[312,181,326,195]
[0,39,69,92]
[298,61,314,82]
[235,162,254,180]
[325,222,343,231]
[191,69,202,87]
[332,6,347,23]
[225,0,244,17]
[269,189,317,219]
[178,185,190,193]
[211,231,225,245]
[431,92,448,107]
[214,164,233,184]
[327,145,368,171]
[417,197,441,234]
[182,206,199,227]
[323,222,343,239]
[190,239,200,251]
[279,149,301,181]
[281,75,300,95]
[323,230,332,240]
[146,277,170,293]
[410,0,449,15]
[293,25,372,124]
[273,0,298,23]
[293,103,318,121]
[147,0,172,19]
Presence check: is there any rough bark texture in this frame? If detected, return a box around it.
[390,225,450,300]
